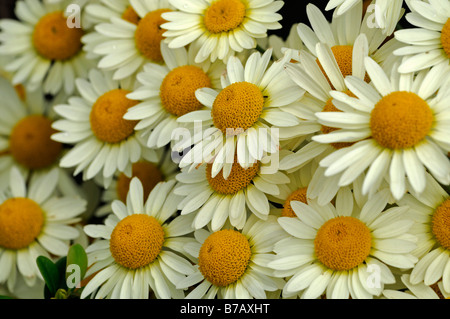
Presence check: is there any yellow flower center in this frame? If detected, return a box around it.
[432,199,450,250]
[282,187,308,218]
[90,89,139,144]
[370,91,433,150]
[212,82,264,134]
[116,161,164,203]
[314,216,372,271]
[160,65,212,117]
[198,229,252,287]
[203,0,246,34]
[109,214,165,269]
[9,115,62,170]
[33,11,84,61]
[0,198,44,250]
[441,18,450,58]
[122,6,140,25]
[206,158,259,195]
[134,9,171,63]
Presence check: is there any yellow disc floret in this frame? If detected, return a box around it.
[370,91,433,150]
[160,65,212,117]
[0,198,44,250]
[109,214,165,269]
[10,115,62,170]
[206,159,259,195]
[116,161,164,203]
[204,0,246,34]
[314,216,372,271]
[134,9,171,63]
[122,6,140,25]
[198,229,252,287]
[33,11,84,61]
[432,199,450,250]
[90,89,139,144]
[212,82,264,133]
[441,18,450,58]
[282,187,308,218]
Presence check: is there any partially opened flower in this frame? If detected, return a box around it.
[161,0,284,63]
[0,167,86,293]
[313,57,450,201]
[394,0,450,73]
[268,189,418,299]
[177,215,286,299]
[81,178,196,299]
[0,0,94,95]
[51,69,145,185]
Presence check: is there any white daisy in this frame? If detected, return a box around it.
[173,49,306,177]
[0,0,95,95]
[394,0,450,73]
[124,42,225,149]
[268,188,418,299]
[51,69,145,185]
[0,166,86,293]
[174,153,290,231]
[82,0,175,81]
[160,0,284,63]
[313,57,450,201]
[397,173,450,293]
[383,274,450,299]
[81,178,196,299]
[176,214,286,299]
[94,147,179,218]
[326,0,404,36]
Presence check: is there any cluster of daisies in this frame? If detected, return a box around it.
[0,0,449,300]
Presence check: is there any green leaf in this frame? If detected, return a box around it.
[66,244,88,287]
[36,256,59,296]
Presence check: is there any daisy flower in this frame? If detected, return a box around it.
[313,57,450,201]
[95,147,179,217]
[326,0,404,36]
[82,0,175,81]
[174,153,290,231]
[268,189,418,299]
[383,274,450,299]
[173,48,305,177]
[397,173,450,293]
[81,178,196,299]
[160,0,284,63]
[51,69,145,185]
[176,215,286,299]
[0,166,86,293]
[0,0,94,95]
[123,42,225,149]
[394,0,450,73]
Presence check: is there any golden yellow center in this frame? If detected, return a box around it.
[0,198,44,250]
[122,6,140,25]
[206,159,260,195]
[116,161,164,203]
[204,0,246,34]
[198,229,252,287]
[432,199,450,250]
[370,91,433,149]
[282,187,308,218]
[33,11,84,61]
[109,214,165,269]
[212,82,264,133]
[90,89,139,144]
[160,65,212,117]
[314,216,372,271]
[441,18,450,58]
[134,9,171,63]
[9,115,62,170]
